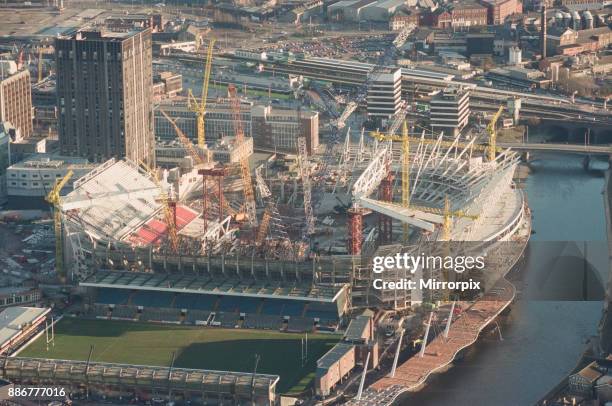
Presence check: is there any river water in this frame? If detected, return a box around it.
[403,153,609,406]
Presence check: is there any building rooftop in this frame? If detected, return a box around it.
[60,28,149,42]
[0,307,50,348]
[317,343,354,370]
[10,155,94,171]
[344,315,371,343]
[81,271,347,302]
[4,357,279,393]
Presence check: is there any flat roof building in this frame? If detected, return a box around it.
[366,68,402,121]
[155,102,319,155]
[430,87,470,136]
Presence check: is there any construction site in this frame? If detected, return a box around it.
[17,23,534,405]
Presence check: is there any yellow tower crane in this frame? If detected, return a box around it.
[370,123,479,242]
[487,105,504,162]
[139,160,180,253]
[45,170,73,283]
[228,84,257,227]
[188,38,216,149]
[370,120,411,243]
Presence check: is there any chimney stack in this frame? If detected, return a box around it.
[541,1,547,59]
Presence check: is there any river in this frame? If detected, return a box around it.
[403,153,609,406]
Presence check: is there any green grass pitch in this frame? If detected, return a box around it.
[19,318,340,393]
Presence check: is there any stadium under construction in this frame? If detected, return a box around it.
[23,104,529,400]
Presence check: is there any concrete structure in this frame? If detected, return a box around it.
[366,68,402,120]
[0,306,49,355]
[251,105,319,154]
[55,29,154,165]
[154,71,182,98]
[430,88,470,136]
[209,136,253,163]
[0,70,33,139]
[155,102,319,155]
[508,46,522,65]
[507,97,522,122]
[541,2,548,59]
[1,357,279,405]
[6,156,95,199]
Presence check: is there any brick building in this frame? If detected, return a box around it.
[480,0,522,25]
[433,2,488,29]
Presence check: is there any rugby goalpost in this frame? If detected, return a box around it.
[45,316,55,351]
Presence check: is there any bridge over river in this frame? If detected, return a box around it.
[498,142,612,156]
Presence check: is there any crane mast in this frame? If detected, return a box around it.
[228,84,257,227]
[188,38,216,149]
[139,161,180,253]
[487,105,504,161]
[45,170,73,282]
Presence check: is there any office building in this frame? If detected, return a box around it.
[55,29,154,165]
[251,105,319,153]
[430,88,470,136]
[0,70,33,139]
[366,68,402,120]
[6,155,95,201]
[155,102,319,155]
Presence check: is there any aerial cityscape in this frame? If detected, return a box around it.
[0,0,610,404]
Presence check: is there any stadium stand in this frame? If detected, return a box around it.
[85,275,349,331]
[175,293,216,311]
[111,305,136,319]
[214,312,238,328]
[217,296,242,312]
[185,309,212,324]
[243,314,281,330]
[1,357,280,406]
[287,316,315,333]
[140,308,181,323]
[96,288,130,305]
[306,302,340,321]
[261,299,285,316]
[282,301,305,317]
[131,291,174,307]
[236,297,261,314]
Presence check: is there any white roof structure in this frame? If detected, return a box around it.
[0,307,50,348]
[61,159,163,242]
